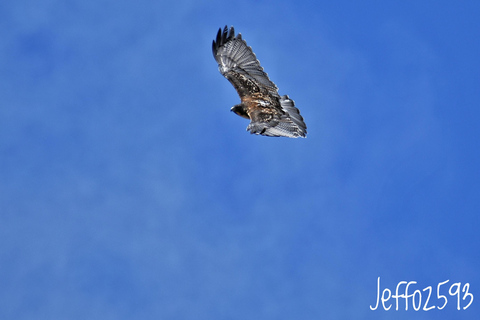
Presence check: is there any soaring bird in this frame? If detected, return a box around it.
[212,26,307,138]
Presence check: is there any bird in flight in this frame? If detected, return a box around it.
[212,26,307,138]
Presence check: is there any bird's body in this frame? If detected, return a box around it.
[212,26,307,138]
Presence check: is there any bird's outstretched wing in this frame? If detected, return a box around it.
[213,26,307,138]
[247,95,307,138]
[212,26,279,98]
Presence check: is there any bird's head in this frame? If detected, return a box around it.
[231,104,250,119]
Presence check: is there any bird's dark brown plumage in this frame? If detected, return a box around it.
[212,26,307,138]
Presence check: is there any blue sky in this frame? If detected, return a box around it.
[1,1,479,319]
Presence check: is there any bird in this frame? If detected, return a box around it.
[212,26,307,138]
